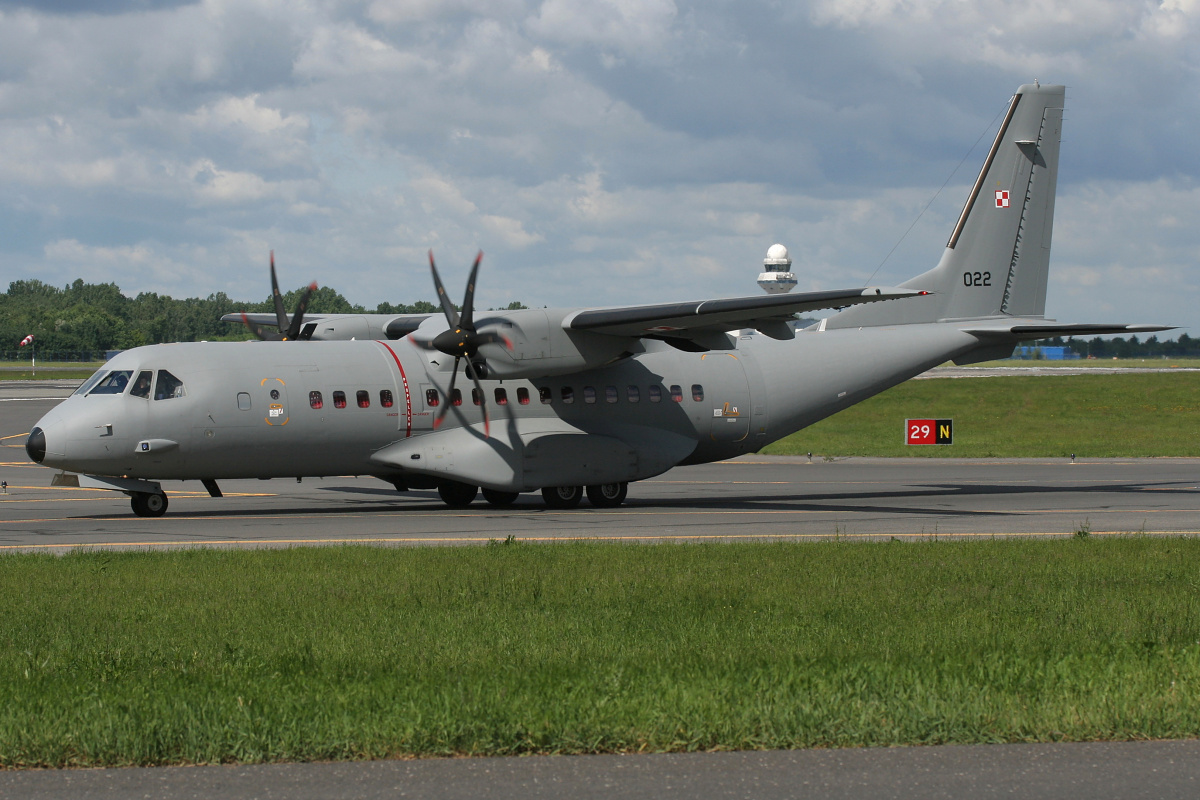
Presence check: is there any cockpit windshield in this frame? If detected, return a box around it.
[87,370,133,395]
[73,369,110,396]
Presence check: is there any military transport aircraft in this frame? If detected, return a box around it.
[26,83,1169,516]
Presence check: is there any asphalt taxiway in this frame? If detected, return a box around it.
[4,380,1200,798]
[3,383,1198,550]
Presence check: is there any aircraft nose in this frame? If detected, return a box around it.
[26,427,46,463]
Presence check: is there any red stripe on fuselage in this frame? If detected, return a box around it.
[376,341,412,438]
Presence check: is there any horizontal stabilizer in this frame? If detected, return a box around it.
[963,322,1175,341]
[566,287,925,339]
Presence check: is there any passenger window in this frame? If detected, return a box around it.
[539,387,553,404]
[648,385,662,403]
[309,391,323,409]
[605,386,618,403]
[380,390,394,408]
[561,386,574,404]
[471,388,482,406]
[452,389,463,406]
[426,389,439,407]
[154,370,185,400]
[357,390,370,408]
[627,385,640,403]
[692,384,704,402]
[237,392,251,411]
[333,391,347,409]
[670,384,683,403]
[89,370,132,395]
[583,386,596,404]
[517,387,530,405]
[495,388,508,405]
[130,371,153,399]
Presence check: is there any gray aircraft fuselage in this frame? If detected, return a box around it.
[28,321,976,489]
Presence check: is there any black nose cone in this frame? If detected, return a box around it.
[26,427,46,463]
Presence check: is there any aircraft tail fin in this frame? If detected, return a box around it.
[827,83,1065,328]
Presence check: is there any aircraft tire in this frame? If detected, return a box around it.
[586,482,628,508]
[437,481,478,508]
[541,485,583,509]
[481,489,519,507]
[131,492,168,518]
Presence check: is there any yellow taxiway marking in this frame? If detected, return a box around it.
[3,529,1200,551]
[0,432,30,442]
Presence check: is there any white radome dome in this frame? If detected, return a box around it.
[758,243,796,294]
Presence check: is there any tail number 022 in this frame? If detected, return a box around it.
[963,271,991,287]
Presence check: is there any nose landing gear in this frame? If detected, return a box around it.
[131,491,169,517]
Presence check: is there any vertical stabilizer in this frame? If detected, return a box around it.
[828,83,1064,328]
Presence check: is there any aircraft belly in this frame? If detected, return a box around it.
[371,420,695,491]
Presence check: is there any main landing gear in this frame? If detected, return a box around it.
[434,480,629,510]
[130,491,169,518]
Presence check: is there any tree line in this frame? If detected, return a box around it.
[0,279,446,360]
[1037,334,1200,360]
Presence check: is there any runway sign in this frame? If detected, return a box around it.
[906,418,953,445]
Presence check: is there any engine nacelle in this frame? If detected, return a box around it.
[413,309,638,380]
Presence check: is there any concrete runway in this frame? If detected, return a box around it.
[3,383,1199,550]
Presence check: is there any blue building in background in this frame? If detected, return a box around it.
[1010,345,1080,360]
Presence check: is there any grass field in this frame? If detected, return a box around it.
[2,539,1199,767]
[765,372,1200,458]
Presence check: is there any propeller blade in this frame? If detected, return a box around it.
[463,358,490,439]
[286,281,318,340]
[240,312,281,341]
[406,333,439,351]
[429,250,461,330]
[269,251,290,333]
[460,250,483,330]
[433,359,461,431]
[473,329,514,351]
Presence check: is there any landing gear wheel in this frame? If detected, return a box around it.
[541,485,583,509]
[437,481,478,508]
[481,489,519,507]
[586,482,628,508]
[131,492,168,518]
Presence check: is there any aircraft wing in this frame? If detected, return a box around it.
[220,312,432,340]
[564,287,925,343]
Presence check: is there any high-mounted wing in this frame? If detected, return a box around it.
[565,286,925,345]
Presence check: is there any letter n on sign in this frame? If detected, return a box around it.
[906,419,953,445]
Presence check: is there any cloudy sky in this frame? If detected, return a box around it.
[1,0,1197,333]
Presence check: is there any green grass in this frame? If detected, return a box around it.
[0,360,102,381]
[765,372,1200,458]
[2,540,1200,767]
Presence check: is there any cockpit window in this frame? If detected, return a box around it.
[74,369,110,396]
[130,371,153,399]
[154,370,185,400]
[88,370,132,395]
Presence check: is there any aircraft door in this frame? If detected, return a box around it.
[701,353,751,443]
[257,377,290,427]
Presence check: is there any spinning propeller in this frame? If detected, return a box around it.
[240,251,318,341]
[411,250,511,436]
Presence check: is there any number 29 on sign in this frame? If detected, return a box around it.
[906,418,953,445]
